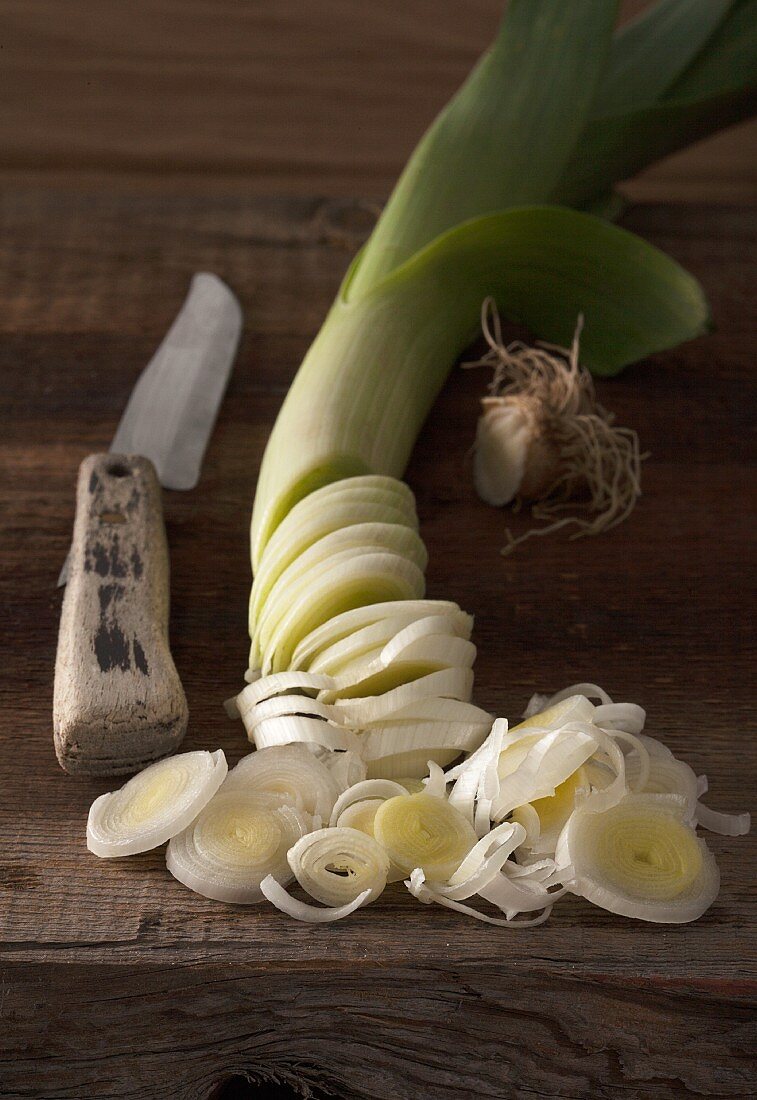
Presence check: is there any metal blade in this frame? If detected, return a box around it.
[57,273,242,586]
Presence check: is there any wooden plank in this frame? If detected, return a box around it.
[1,1,755,203]
[0,189,755,1098]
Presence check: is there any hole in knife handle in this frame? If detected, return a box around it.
[106,462,130,479]
[99,511,127,525]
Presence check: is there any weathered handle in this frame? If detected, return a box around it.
[53,454,188,775]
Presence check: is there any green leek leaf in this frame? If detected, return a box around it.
[349,0,618,300]
[558,0,757,206]
[595,0,734,114]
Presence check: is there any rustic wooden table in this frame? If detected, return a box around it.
[0,186,754,1098]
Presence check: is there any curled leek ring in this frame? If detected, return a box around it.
[287,826,390,907]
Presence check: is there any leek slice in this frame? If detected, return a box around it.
[252,714,361,753]
[379,612,474,663]
[321,635,476,703]
[260,552,426,673]
[557,793,720,923]
[328,779,408,827]
[224,744,339,820]
[287,827,390,906]
[334,796,407,882]
[235,672,334,711]
[251,501,418,626]
[373,792,478,882]
[252,543,424,668]
[87,750,227,858]
[367,749,462,781]
[292,599,463,671]
[330,667,474,726]
[166,791,309,904]
[254,523,428,649]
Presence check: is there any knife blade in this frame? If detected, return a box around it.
[56,272,242,585]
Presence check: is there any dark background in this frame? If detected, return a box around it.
[2,0,754,202]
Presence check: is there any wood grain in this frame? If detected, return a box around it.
[0,188,755,1098]
[53,454,188,775]
[0,1,754,204]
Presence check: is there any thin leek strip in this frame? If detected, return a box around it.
[235,672,334,710]
[87,750,227,858]
[287,827,390,906]
[323,749,367,792]
[166,792,309,904]
[557,793,720,923]
[593,702,646,735]
[695,804,751,837]
[261,874,371,923]
[406,868,553,928]
[329,667,474,727]
[292,599,463,671]
[373,792,478,882]
[260,553,426,674]
[532,683,612,709]
[512,766,590,857]
[253,545,426,669]
[224,743,339,820]
[251,714,362,754]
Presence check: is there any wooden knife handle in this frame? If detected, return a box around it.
[53,454,188,776]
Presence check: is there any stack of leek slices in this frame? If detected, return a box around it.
[235,475,491,779]
[88,677,749,926]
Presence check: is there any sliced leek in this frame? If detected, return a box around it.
[166,790,309,904]
[225,744,339,820]
[287,827,390,906]
[373,791,478,882]
[557,793,720,923]
[87,750,227,858]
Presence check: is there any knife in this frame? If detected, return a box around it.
[53,273,242,776]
